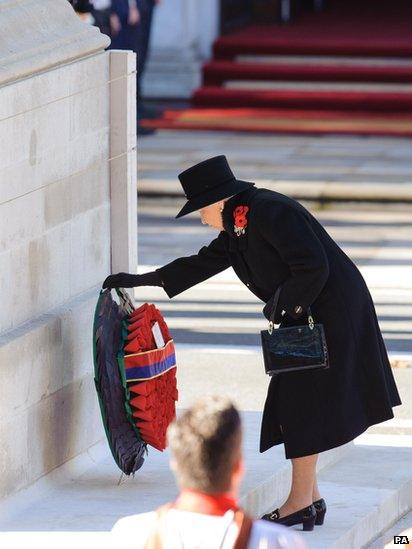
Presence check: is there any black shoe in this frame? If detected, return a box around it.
[261,503,317,531]
[139,105,164,119]
[313,498,327,525]
[137,125,156,136]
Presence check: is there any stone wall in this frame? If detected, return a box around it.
[0,0,137,498]
[0,52,111,335]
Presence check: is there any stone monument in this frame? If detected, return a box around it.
[0,0,137,498]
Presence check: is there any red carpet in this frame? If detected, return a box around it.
[213,0,412,59]
[143,108,412,137]
[193,87,412,112]
[212,23,412,60]
[143,0,412,137]
[203,61,412,86]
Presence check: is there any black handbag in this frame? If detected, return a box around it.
[260,286,329,375]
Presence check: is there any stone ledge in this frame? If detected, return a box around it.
[307,438,412,549]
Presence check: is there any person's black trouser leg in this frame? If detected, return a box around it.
[119,1,156,131]
[136,0,155,117]
[92,8,111,37]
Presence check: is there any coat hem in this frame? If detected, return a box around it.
[260,408,396,459]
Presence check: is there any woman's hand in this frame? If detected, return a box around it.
[102,271,163,289]
[110,13,122,35]
[103,272,138,289]
[263,295,285,324]
[128,5,140,25]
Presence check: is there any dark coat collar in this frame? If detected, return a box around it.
[222,186,261,251]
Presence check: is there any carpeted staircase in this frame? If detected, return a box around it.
[144,1,412,136]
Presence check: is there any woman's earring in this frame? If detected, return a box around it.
[220,203,224,213]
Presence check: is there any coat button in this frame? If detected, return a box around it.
[294,305,303,314]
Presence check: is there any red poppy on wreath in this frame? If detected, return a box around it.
[233,205,249,236]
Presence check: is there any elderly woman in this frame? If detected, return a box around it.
[103,155,402,531]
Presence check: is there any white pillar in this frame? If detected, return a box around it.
[143,0,220,98]
[109,50,138,274]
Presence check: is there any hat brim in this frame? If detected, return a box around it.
[175,180,255,219]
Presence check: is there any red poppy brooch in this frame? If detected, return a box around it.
[233,206,249,237]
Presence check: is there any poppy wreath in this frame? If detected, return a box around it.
[121,302,178,452]
[93,288,178,475]
[233,205,249,237]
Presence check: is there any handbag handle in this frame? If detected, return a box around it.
[268,286,314,334]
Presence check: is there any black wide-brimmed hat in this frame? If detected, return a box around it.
[175,155,255,218]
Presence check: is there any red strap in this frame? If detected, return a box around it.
[233,510,253,549]
[144,503,173,549]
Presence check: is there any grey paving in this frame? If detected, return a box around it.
[136,197,412,431]
[137,130,412,201]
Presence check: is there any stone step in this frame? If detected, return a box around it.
[297,436,412,548]
[137,173,412,203]
[224,81,412,93]
[368,509,412,548]
[214,36,412,61]
[193,86,412,112]
[236,55,412,68]
[1,431,410,548]
[0,413,349,544]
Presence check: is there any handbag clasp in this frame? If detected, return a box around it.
[268,321,274,335]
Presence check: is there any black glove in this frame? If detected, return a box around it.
[102,270,163,289]
[262,294,284,324]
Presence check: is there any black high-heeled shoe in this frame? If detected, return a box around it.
[313,498,327,525]
[261,503,317,531]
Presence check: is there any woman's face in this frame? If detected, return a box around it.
[198,200,225,230]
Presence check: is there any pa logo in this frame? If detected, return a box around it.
[394,535,409,544]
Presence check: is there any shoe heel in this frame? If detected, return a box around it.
[303,514,316,531]
[315,508,326,525]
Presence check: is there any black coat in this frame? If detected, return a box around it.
[157,186,402,458]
